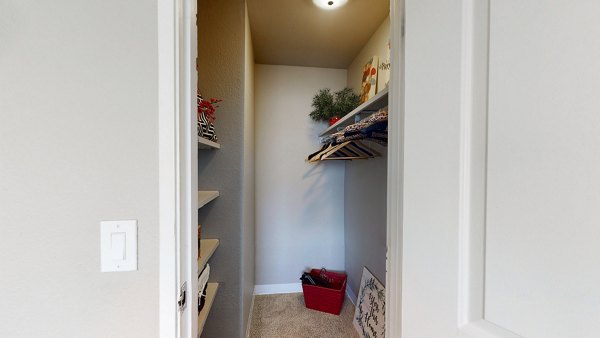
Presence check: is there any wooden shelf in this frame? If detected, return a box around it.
[198,136,221,150]
[198,283,219,336]
[198,239,219,271]
[198,191,219,209]
[319,88,389,137]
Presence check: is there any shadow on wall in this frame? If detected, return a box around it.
[302,161,345,220]
[302,118,345,228]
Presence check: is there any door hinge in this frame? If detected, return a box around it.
[178,282,187,312]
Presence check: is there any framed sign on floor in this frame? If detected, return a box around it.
[353,267,385,338]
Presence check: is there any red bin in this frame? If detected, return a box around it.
[302,269,347,315]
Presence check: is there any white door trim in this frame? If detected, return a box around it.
[386,0,405,337]
[159,0,197,337]
[158,0,179,336]
[457,0,488,329]
[177,0,199,336]
[457,1,521,336]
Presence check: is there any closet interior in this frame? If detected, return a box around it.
[194,0,391,336]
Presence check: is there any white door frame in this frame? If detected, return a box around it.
[158,0,179,335]
[158,0,198,337]
[386,0,405,337]
[159,0,405,337]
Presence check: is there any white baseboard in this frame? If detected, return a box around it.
[346,285,357,305]
[254,283,359,304]
[254,283,302,295]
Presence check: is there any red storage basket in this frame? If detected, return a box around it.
[302,269,347,315]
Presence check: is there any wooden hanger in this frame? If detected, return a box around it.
[306,144,328,162]
[350,140,381,157]
[319,142,354,160]
[321,141,370,161]
[307,140,382,162]
[307,142,336,163]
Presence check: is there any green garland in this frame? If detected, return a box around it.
[310,87,360,122]
[334,88,360,117]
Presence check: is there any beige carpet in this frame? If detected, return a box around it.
[249,293,359,338]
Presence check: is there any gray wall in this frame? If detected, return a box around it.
[0,1,159,337]
[197,0,253,337]
[254,65,347,286]
[344,152,388,301]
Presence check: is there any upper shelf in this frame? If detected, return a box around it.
[198,190,219,209]
[319,88,389,137]
[198,136,221,150]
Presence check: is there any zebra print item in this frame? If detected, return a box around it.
[198,110,218,142]
[197,92,218,142]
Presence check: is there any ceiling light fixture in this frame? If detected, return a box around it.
[313,0,348,10]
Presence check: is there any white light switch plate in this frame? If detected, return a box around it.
[101,220,137,272]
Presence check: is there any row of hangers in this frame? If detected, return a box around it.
[307,140,381,162]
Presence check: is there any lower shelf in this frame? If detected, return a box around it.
[198,282,219,336]
[198,239,219,272]
[198,191,219,209]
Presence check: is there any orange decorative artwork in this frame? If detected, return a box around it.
[360,56,379,104]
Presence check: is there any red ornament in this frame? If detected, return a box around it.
[329,116,341,126]
[197,93,222,124]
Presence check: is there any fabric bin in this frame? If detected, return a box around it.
[302,269,347,315]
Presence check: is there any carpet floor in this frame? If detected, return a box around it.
[249,293,359,338]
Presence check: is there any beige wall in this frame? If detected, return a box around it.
[0,1,158,337]
[347,16,391,94]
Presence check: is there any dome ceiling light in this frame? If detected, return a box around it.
[313,0,348,10]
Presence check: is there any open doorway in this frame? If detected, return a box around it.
[159,0,403,337]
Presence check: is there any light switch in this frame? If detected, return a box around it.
[101,220,137,272]
[111,232,126,260]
